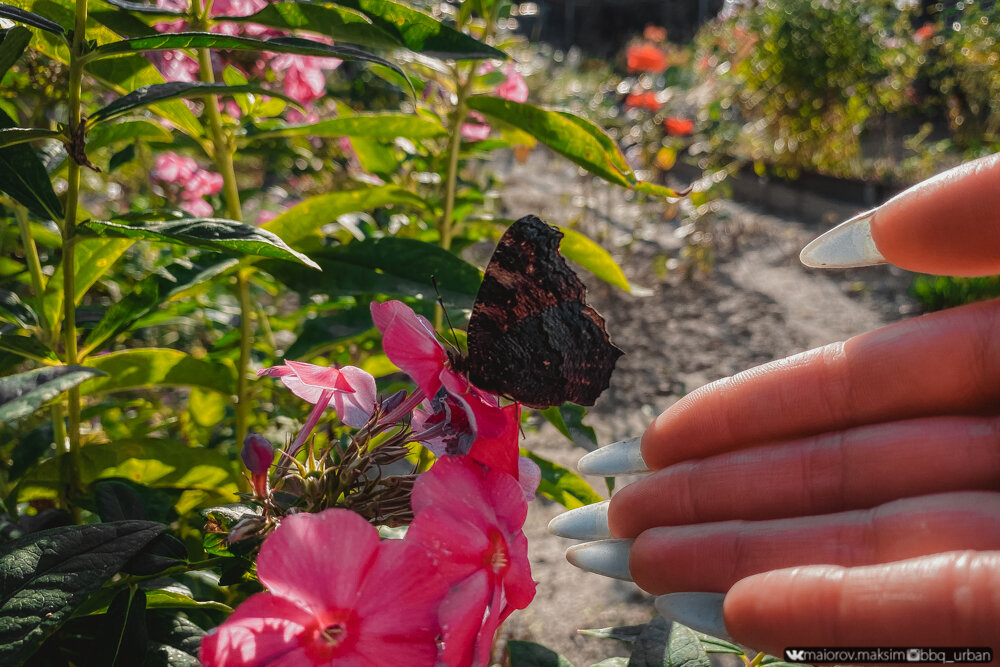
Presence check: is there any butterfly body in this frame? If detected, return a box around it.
[451,215,623,408]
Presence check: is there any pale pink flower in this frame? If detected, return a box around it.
[186,170,224,199]
[199,509,448,666]
[496,64,528,103]
[152,152,198,183]
[270,53,341,106]
[461,111,492,141]
[258,361,377,429]
[370,301,506,445]
[408,457,536,666]
[179,197,214,217]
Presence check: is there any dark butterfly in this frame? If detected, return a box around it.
[449,215,623,409]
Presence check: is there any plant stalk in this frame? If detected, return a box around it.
[59,0,91,519]
[194,14,252,447]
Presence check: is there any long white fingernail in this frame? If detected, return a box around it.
[565,539,634,581]
[799,209,886,269]
[655,593,732,641]
[548,500,612,540]
[578,436,649,475]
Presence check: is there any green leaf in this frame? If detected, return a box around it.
[85,118,173,152]
[78,218,320,269]
[82,257,238,355]
[334,0,507,59]
[227,1,401,50]
[467,97,685,197]
[103,588,148,667]
[579,624,646,643]
[0,365,105,424]
[43,237,133,333]
[507,640,574,667]
[261,184,430,248]
[16,439,241,504]
[592,659,630,667]
[0,126,61,149]
[0,25,32,80]
[247,114,446,142]
[101,0,184,15]
[144,590,231,614]
[0,288,38,328]
[91,81,302,124]
[87,33,409,87]
[80,349,237,396]
[263,237,482,307]
[629,617,712,667]
[349,135,397,175]
[0,109,63,220]
[523,450,603,509]
[145,611,205,667]
[108,143,135,171]
[539,403,598,451]
[0,332,59,363]
[558,226,630,292]
[0,520,166,666]
[0,2,65,34]
[285,302,376,359]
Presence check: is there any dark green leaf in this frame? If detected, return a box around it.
[145,610,205,667]
[334,0,507,59]
[629,617,712,667]
[89,478,177,524]
[523,450,603,509]
[82,257,238,355]
[227,1,401,49]
[579,624,646,643]
[78,218,320,269]
[108,143,135,171]
[103,588,148,667]
[539,403,598,452]
[0,288,38,327]
[80,348,237,396]
[88,33,409,86]
[0,333,58,363]
[121,532,187,575]
[261,184,430,248]
[0,365,105,424]
[0,26,32,80]
[142,590,231,614]
[247,114,446,142]
[85,118,172,152]
[202,503,263,557]
[0,520,166,665]
[91,81,301,124]
[0,126,61,149]
[0,2,65,34]
[507,640,574,667]
[285,303,376,359]
[262,237,481,307]
[0,109,63,220]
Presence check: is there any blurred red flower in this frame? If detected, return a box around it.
[914,24,934,44]
[643,25,667,42]
[625,91,661,112]
[664,117,695,136]
[626,44,668,73]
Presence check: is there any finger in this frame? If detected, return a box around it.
[725,551,1000,650]
[612,415,1000,537]
[628,491,1000,594]
[873,153,1000,277]
[641,297,1000,469]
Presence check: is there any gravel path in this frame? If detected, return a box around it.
[489,150,920,665]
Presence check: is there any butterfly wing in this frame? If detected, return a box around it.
[465,215,623,408]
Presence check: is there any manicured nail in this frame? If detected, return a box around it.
[577,436,649,475]
[799,209,887,269]
[655,593,732,641]
[565,539,634,581]
[548,500,612,540]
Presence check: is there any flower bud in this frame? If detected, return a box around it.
[241,433,274,498]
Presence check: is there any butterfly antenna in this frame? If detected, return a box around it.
[430,275,462,353]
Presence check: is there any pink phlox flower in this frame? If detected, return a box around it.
[270,53,341,106]
[199,509,448,666]
[258,361,376,428]
[185,169,224,199]
[152,152,198,183]
[408,457,536,667]
[370,300,506,440]
[461,111,492,141]
[496,64,528,103]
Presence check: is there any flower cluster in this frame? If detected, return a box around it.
[151,152,224,216]
[203,300,540,666]
[462,63,530,141]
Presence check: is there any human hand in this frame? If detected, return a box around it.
[550,153,1000,652]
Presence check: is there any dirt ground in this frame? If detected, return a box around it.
[489,150,921,665]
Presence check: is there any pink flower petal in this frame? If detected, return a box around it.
[332,366,377,428]
[199,593,314,666]
[517,455,542,502]
[256,510,380,613]
[499,531,536,611]
[496,65,528,103]
[437,571,491,667]
[466,403,520,479]
[370,301,448,398]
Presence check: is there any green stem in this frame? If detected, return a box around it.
[440,67,474,254]
[14,205,49,340]
[59,0,90,520]
[193,10,251,447]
